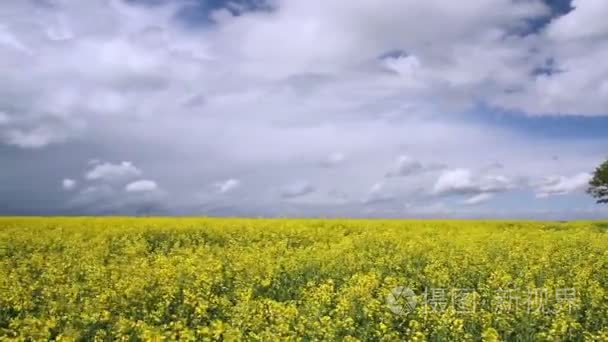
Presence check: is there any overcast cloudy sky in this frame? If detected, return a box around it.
[1,0,607,218]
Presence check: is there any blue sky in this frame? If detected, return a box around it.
[466,106,608,139]
[0,0,607,218]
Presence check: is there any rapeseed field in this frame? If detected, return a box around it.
[1,217,607,341]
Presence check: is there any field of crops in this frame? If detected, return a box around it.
[1,218,607,341]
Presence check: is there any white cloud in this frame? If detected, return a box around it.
[0,112,9,125]
[319,152,346,168]
[463,193,495,205]
[0,0,602,156]
[0,25,31,54]
[215,178,241,194]
[69,182,166,215]
[62,178,77,191]
[492,0,608,116]
[535,172,592,198]
[280,181,315,199]
[433,168,518,196]
[64,159,165,214]
[362,181,396,205]
[434,169,474,195]
[370,182,384,194]
[385,155,423,177]
[547,0,608,41]
[0,0,594,154]
[383,55,422,78]
[125,179,158,193]
[3,127,70,149]
[85,161,142,182]
[75,184,115,204]
[0,0,606,218]
[385,155,444,178]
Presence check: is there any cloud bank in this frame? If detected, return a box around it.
[0,0,606,218]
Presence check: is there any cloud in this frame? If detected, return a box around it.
[69,182,166,215]
[0,112,9,125]
[535,172,592,198]
[0,25,32,54]
[362,181,396,205]
[327,189,350,203]
[0,0,606,218]
[72,184,114,206]
[491,0,608,116]
[463,193,495,205]
[385,155,445,178]
[481,162,505,172]
[385,156,423,177]
[0,0,598,154]
[546,0,608,41]
[60,159,166,214]
[433,168,518,197]
[319,152,346,168]
[2,127,71,149]
[125,179,158,193]
[0,0,602,154]
[62,178,77,191]
[85,161,142,182]
[280,181,315,199]
[215,178,240,194]
[404,201,452,216]
[180,93,207,108]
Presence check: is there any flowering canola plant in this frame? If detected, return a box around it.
[1,217,607,341]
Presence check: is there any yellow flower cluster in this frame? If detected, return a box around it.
[0,218,607,341]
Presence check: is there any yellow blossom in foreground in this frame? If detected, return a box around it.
[0,217,607,340]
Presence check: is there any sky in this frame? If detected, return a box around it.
[0,0,607,219]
